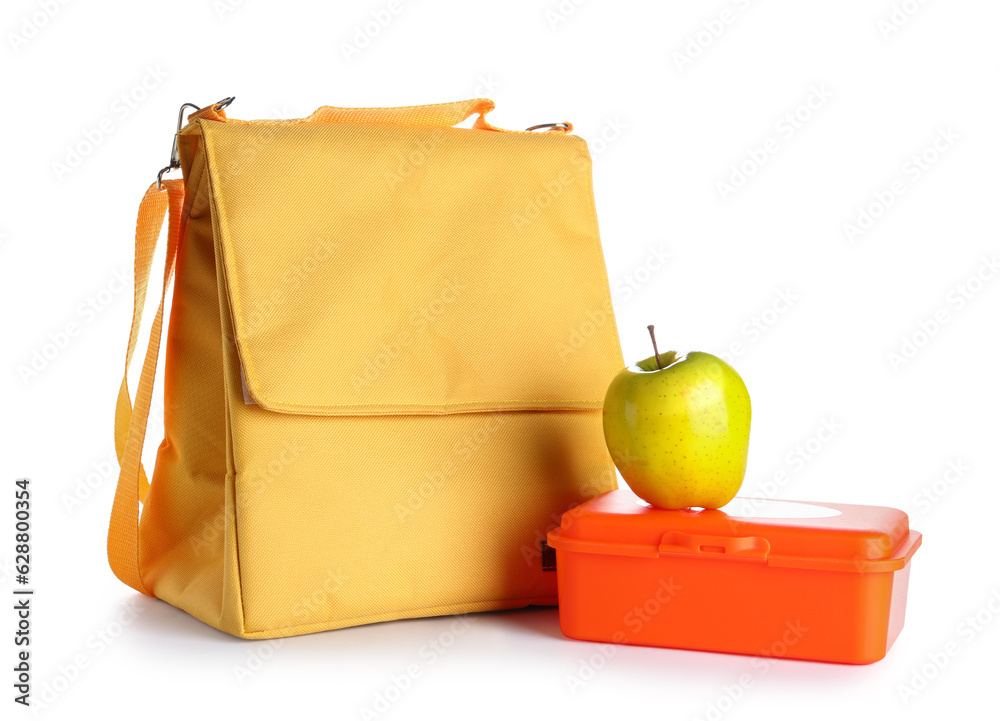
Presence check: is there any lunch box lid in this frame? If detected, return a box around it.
[547,490,922,573]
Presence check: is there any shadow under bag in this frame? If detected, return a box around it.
[109,98,623,638]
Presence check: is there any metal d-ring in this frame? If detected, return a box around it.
[525,122,571,132]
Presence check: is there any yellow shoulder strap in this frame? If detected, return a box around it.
[187,97,498,128]
[108,179,184,596]
[184,97,572,134]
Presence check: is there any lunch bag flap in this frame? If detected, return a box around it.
[197,119,622,415]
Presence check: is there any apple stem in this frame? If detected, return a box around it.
[647,325,663,369]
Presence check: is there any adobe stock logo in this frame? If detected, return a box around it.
[877,0,931,39]
[896,588,1000,705]
[716,84,832,202]
[6,0,71,53]
[555,299,614,362]
[545,0,590,31]
[716,287,797,365]
[17,268,131,386]
[565,577,682,694]
[610,244,671,304]
[51,65,169,181]
[843,126,960,244]
[671,0,756,72]
[340,0,407,63]
[887,254,997,371]
[359,616,477,719]
[511,151,589,231]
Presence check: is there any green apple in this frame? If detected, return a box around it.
[602,327,751,509]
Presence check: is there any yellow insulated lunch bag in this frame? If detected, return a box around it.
[108,97,623,638]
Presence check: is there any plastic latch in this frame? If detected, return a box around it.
[658,531,770,562]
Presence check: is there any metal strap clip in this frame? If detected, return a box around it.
[156,97,235,189]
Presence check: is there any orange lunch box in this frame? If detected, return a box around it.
[546,489,922,664]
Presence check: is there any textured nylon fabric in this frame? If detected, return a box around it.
[203,121,620,414]
[108,100,622,638]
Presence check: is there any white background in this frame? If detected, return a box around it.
[2,0,998,719]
